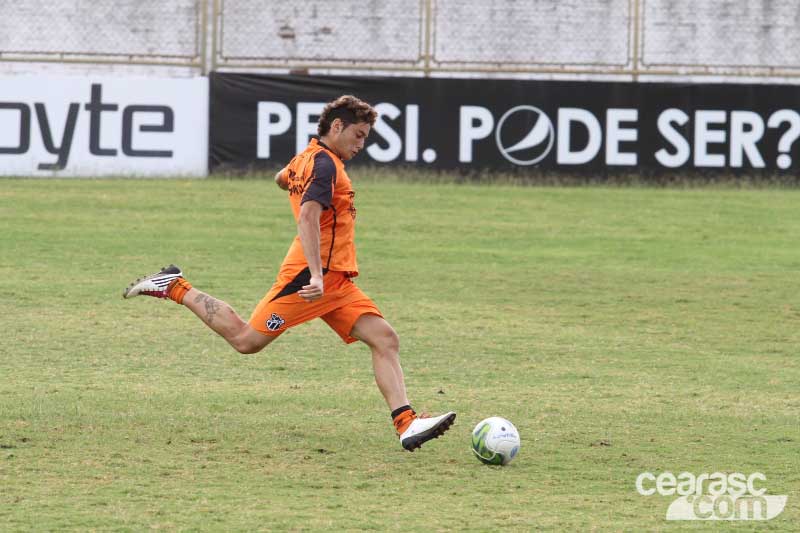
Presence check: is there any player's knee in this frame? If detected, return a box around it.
[376,325,400,356]
[230,328,269,355]
[233,340,263,355]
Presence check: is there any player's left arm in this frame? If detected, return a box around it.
[296,152,336,302]
[297,200,324,301]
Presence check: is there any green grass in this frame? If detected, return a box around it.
[1,176,798,531]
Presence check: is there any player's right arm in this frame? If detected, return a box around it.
[274,167,289,190]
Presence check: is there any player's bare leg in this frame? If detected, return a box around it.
[123,265,273,354]
[350,314,409,410]
[182,288,274,354]
[350,313,455,451]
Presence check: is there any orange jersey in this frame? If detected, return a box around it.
[279,138,358,278]
[248,138,381,341]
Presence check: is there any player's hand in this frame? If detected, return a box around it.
[298,275,324,302]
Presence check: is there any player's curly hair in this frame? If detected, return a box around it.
[317,95,377,136]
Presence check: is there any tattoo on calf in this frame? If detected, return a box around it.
[194,293,221,324]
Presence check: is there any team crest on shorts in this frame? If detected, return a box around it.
[266,313,285,331]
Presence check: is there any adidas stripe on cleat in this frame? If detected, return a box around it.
[399,411,456,451]
[123,264,182,299]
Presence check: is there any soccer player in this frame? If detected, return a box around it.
[123,95,455,451]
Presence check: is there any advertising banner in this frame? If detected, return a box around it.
[210,73,800,175]
[0,76,208,177]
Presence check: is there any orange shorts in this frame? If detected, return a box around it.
[248,270,382,344]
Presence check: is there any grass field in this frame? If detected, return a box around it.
[1,176,798,531]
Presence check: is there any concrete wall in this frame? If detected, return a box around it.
[0,0,798,82]
[641,1,800,69]
[0,1,199,57]
[432,0,630,67]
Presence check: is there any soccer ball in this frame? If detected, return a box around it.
[471,417,521,465]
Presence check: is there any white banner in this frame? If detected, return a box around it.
[0,75,208,177]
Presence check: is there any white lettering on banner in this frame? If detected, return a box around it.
[367,103,403,162]
[655,109,691,167]
[404,105,419,162]
[461,105,634,166]
[368,104,422,162]
[252,100,799,170]
[0,76,207,177]
[654,108,800,169]
[296,102,325,155]
[767,109,800,169]
[556,108,602,165]
[606,108,638,166]
[729,111,765,168]
[694,110,727,167]
[256,101,422,164]
[458,106,494,163]
[256,102,291,159]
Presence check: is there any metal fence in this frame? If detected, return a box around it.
[1,0,799,79]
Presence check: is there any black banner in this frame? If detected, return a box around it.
[210,73,800,174]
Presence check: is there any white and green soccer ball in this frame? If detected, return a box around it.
[471,417,520,465]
